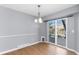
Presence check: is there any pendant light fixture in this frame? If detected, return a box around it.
[34,5,43,23]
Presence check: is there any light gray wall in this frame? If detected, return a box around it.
[74,13,79,51]
[39,22,47,41]
[76,14,79,52]
[67,17,76,50]
[0,6,39,52]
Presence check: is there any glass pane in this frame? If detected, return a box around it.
[57,19,66,46]
[48,20,55,43]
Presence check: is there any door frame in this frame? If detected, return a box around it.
[47,18,68,48]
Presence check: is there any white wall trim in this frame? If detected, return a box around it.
[0,33,37,38]
[47,22,49,42]
[44,41,79,55]
[65,18,68,48]
[0,41,42,55]
[0,41,78,55]
[55,20,57,45]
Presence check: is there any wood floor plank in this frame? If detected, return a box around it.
[3,42,77,55]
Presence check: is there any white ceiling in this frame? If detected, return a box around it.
[0,4,77,17]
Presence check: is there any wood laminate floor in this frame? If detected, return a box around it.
[4,42,77,55]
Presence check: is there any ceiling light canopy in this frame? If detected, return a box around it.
[34,5,43,23]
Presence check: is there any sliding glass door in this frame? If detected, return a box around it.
[48,20,55,43]
[57,19,66,46]
[47,18,67,47]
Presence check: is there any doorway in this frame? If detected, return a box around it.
[47,18,67,47]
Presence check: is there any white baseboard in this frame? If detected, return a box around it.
[0,41,78,55]
[44,41,79,55]
[0,41,41,55]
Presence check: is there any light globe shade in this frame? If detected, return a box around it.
[39,18,43,23]
[34,19,38,23]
